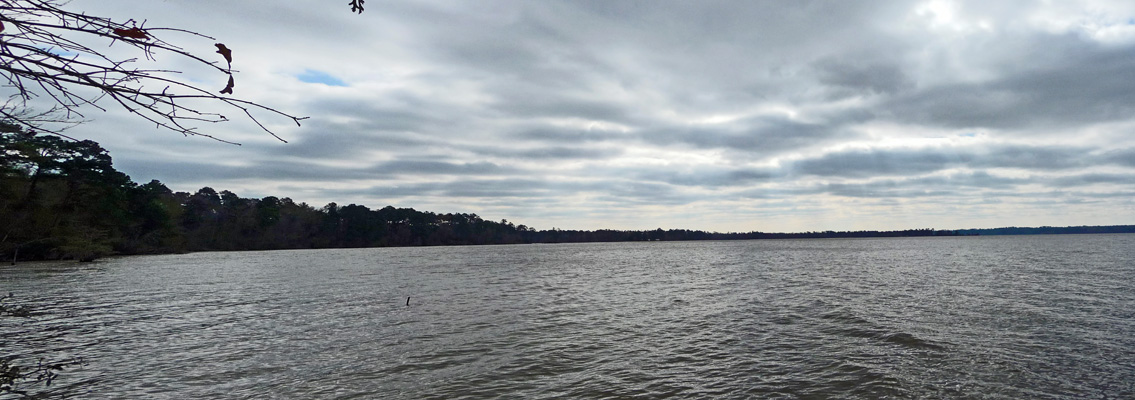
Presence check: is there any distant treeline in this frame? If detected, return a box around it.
[956,225,1135,236]
[0,127,1129,262]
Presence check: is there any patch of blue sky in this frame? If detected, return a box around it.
[297,69,348,87]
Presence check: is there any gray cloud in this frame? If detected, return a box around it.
[470,144,623,160]
[372,160,513,175]
[813,172,1028,198]
[270,128,437,160]
[885,36,1135,130]
[791,145,1092,178]
[813,57,913,97]
[586,180,699,206]
[1048,173,1135,187]
[643,116,853,156]
[511,126,629,144]
[334,178,554,199]
[489,95,632,122]
[1103,148,1135,167]
[115,160,389,184]
[624,166,776,188]
[114,157,517,188]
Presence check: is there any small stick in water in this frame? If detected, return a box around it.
[406,296,410,306]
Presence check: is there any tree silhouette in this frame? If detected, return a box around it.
[0,0,311,144]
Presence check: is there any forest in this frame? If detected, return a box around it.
[0,122,545,262]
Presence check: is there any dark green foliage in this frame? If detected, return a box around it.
[1,124,136,262]
[0,128,533,261]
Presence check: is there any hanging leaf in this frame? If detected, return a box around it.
[349,0,365,14]
[214,43,232,66]
[112,27,148,39]
[220,75,234,94]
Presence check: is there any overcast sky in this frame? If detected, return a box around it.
[54,0,1135,232]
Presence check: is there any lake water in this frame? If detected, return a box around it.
[2,235,1134,399]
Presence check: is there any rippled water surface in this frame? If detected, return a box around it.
[3,235,1135,398]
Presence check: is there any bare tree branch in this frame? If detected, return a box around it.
[0,0,309,144]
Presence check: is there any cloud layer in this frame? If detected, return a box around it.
[49,0,1135,231]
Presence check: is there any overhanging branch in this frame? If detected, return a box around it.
[0,0,307,144]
